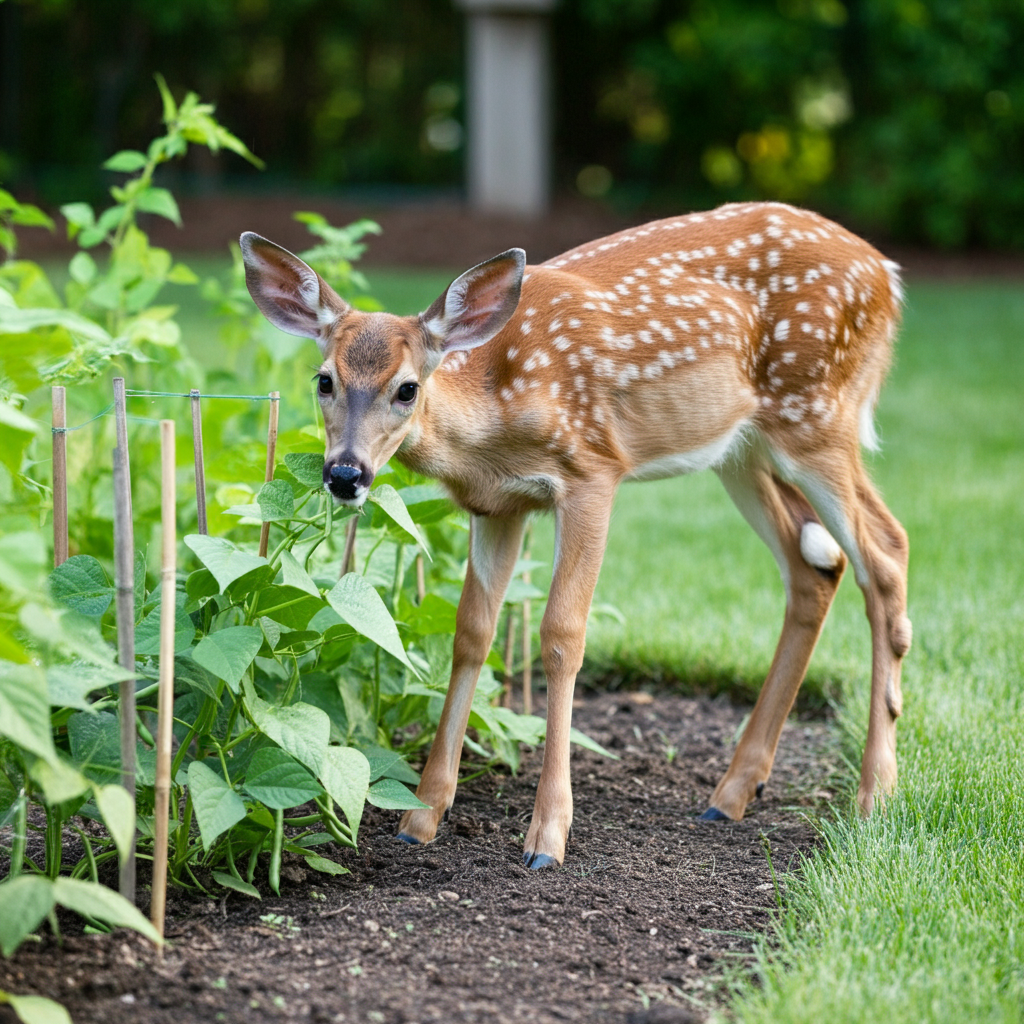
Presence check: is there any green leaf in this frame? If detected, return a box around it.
[504,578,545,604]
[135,187,181,226]
[405,594,458,637]
[60,202,95,232]
[173,655,221,701]
[302,854,349,877]
[283,452,324,490]
[187,760,246,850]
[0,876,55,957]
[185,534,268,591]
[318,746,370,840]
[30,759,91,805]
[278,549,320,598]
[365,746,420,785]
[134,590,196,656]
[0,306,113,346]
[185,567,219,605]
[244,748,323,810]
[48,555,113,618]
[368,484,428,553]
[326,574,414,671]
[192,625,263,693]
[256,479,295,521]
[0,990,72,1024]
[67,711,121,785]
[366,777,430,811]
[243,680,330,777]
[397,484,455,525]
[46,661,133,711]
[211,871,261,899]
[103,150,148,173]
[0,663,57,765]
[570,727,619,760]
[52,877,160,944]
[92,783,136,862]
[67,251,97,285]
[167,262,198,284]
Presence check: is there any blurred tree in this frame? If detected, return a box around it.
[1,0,1022,247]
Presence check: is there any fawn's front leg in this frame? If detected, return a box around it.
[523,486,614,869]
[398,513,526,846]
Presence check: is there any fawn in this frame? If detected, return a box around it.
[241,201,911,869]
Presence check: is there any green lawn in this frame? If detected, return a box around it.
[179,262,1023,1020]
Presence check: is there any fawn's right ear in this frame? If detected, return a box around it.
[240,233,349,353]
[420,248,526,356]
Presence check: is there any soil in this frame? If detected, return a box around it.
[0,690,840,1024]
[17,190,1024,280]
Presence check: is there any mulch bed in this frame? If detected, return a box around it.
[16,190,1024,280]
[0,690,840,1024]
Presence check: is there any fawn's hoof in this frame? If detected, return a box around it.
[698,806,730,822]
[522,851,560,870]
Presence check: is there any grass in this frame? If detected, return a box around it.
[710,282,1024,1024]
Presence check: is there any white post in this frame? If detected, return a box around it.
[455,0,558,217]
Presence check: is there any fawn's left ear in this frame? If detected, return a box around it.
[240,232,349,353]
[420,248,526,355]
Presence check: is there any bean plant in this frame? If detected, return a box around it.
[0,79,579,986]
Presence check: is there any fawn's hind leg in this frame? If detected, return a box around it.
[704,455,846,821]
[773,446,911,815]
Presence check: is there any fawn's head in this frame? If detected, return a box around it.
[241,233,525,505]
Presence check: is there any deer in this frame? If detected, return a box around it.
[240,201,912,870]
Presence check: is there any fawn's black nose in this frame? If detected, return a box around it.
[330,464,360,484]
[324,459,370,502]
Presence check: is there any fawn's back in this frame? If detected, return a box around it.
[409,201,902,516]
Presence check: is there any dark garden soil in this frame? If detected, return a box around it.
[0,690,841,1024]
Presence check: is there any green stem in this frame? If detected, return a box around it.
[269,808,284,895]
[9,791,27,879]
[392,542,405,610]
[70,825,99,883]
[45,805,63,880]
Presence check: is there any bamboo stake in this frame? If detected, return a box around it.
[258,392,280,558]
[112,444,136,905]
[151,419,175,945]
[190,389,208,535]
[502,607,516,709]
[112,378,132,521]
[415,554,426,604]
[521,524,534,716]
[51,386,68,567]
[340,515,358,576]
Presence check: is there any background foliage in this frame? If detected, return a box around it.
[1,0,1023,246]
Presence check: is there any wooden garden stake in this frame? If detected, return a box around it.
[190,389,208,535]
[341,515,358,576]
[415,554,426,604]
[112,377,132,521]
[51,386,68,567]
[502,607,516,709]
[112,444,137,904]
[521,524,533,716]
[151,419,176,944]
[258,391,280,558]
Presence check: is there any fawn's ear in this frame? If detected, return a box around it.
[240,232,348,353]
[420,248,525,355]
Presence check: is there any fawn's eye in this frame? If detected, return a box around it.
[396,382,418,403]
[318,374,333,395]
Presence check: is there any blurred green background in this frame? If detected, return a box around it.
[2,0,1023,248]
